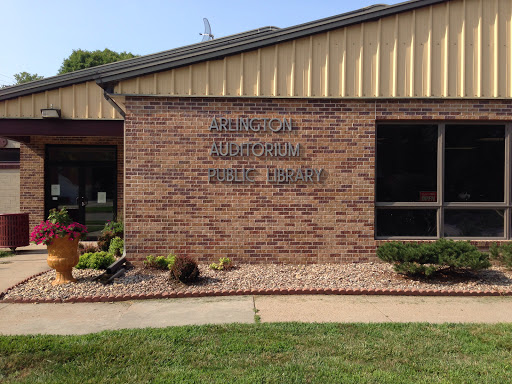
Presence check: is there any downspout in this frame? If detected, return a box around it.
[96,77,127,260]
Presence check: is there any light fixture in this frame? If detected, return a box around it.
[41,106,61,119]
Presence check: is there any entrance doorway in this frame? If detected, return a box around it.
[45,145,117,239]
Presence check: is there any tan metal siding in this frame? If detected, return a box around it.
[0,81,121,119]
[105,0,512,99]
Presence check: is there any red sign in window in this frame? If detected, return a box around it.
[420,192,437,202]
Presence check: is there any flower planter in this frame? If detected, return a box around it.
[46,235,80,285]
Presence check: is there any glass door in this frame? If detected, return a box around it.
[45,146,117,239]
[82,165,116,238]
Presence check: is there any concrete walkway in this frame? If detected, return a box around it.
[2,295,512,335]
[0,244,48,293]
[2,247,512,335]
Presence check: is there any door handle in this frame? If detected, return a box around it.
[76,197,88,207]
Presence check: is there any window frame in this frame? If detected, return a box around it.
[375,122,510,240]
[0,148,20,163]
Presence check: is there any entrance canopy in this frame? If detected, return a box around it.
[0,119,123,142]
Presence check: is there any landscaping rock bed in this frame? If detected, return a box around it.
[2,262,512,302]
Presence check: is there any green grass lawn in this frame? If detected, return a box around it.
[1,323,512,383]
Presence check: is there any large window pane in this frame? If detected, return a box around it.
[376,209,437,237]
[444,209,504,238]
[445,125,504,202]
[377,125,437,202]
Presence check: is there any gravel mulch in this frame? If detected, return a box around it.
[2,262,512,302]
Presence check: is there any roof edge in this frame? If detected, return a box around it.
[0,0,449,101]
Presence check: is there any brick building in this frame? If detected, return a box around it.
[1,0,511,263]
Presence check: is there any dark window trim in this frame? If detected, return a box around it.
[375,122,510,240]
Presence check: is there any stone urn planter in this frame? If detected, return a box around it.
[30,208,88,286]
[46,234,80,285]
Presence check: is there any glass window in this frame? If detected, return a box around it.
[444,210,504,238]
[376,209,437,237]
[377,125,437,202]
[376,123,508,240]
[0,148,20,162]
[445,125,504,202]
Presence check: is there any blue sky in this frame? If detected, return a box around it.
[0,0,402,86]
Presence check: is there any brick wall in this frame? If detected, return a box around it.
[0,167,20,213]
[124,97,512,264]
[20,136,123,230]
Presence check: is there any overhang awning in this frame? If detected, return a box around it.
[0,119,124,142]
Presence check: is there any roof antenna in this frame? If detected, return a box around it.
[200,18,214,41]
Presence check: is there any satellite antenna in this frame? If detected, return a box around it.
[200,18,214,41]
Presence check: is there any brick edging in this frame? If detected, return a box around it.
[1,276,512,304]
[0,270,51,300]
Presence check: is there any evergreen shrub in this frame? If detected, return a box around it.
[489,243,512,269]
[108,237,124,257]
[76,251,116,270]
[377,238,490,276]
[170,255,200,283]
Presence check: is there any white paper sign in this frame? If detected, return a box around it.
[97,192,107,204]
[51,184,60,196]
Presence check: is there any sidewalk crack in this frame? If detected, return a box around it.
[252,296,261,323]
[363,296,394,322]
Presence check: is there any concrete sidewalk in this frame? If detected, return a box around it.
[0,244,49,293]
[2,295,512,335]
[2,247,512,335]
[254,295,512,323]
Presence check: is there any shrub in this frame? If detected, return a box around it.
[78,243,99,255]
[103,219,124,237]
[489,243,512,269]
[209,257,233,270]
[108,237,124,257]
[76,251,116,270]
[144,254,176,270]
[433,238,490,271]
[377,239,490,277]
[170,255,200,283]
[97,220,124,251]
[97,231,115,252]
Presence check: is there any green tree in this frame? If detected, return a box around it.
[58,48,138,74]
[0,71,43,88]
[14,71,44,84]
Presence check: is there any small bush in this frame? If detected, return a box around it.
[210,257,233,270]
[108,237,124,257]
[76,251,116,270]
[78,243,99,255]
[144,254,176,270]
[97,220,124,251]
[377,239,490,277]
[489,243,512,269]
[103,220,124,237]
[170,255,200,283]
